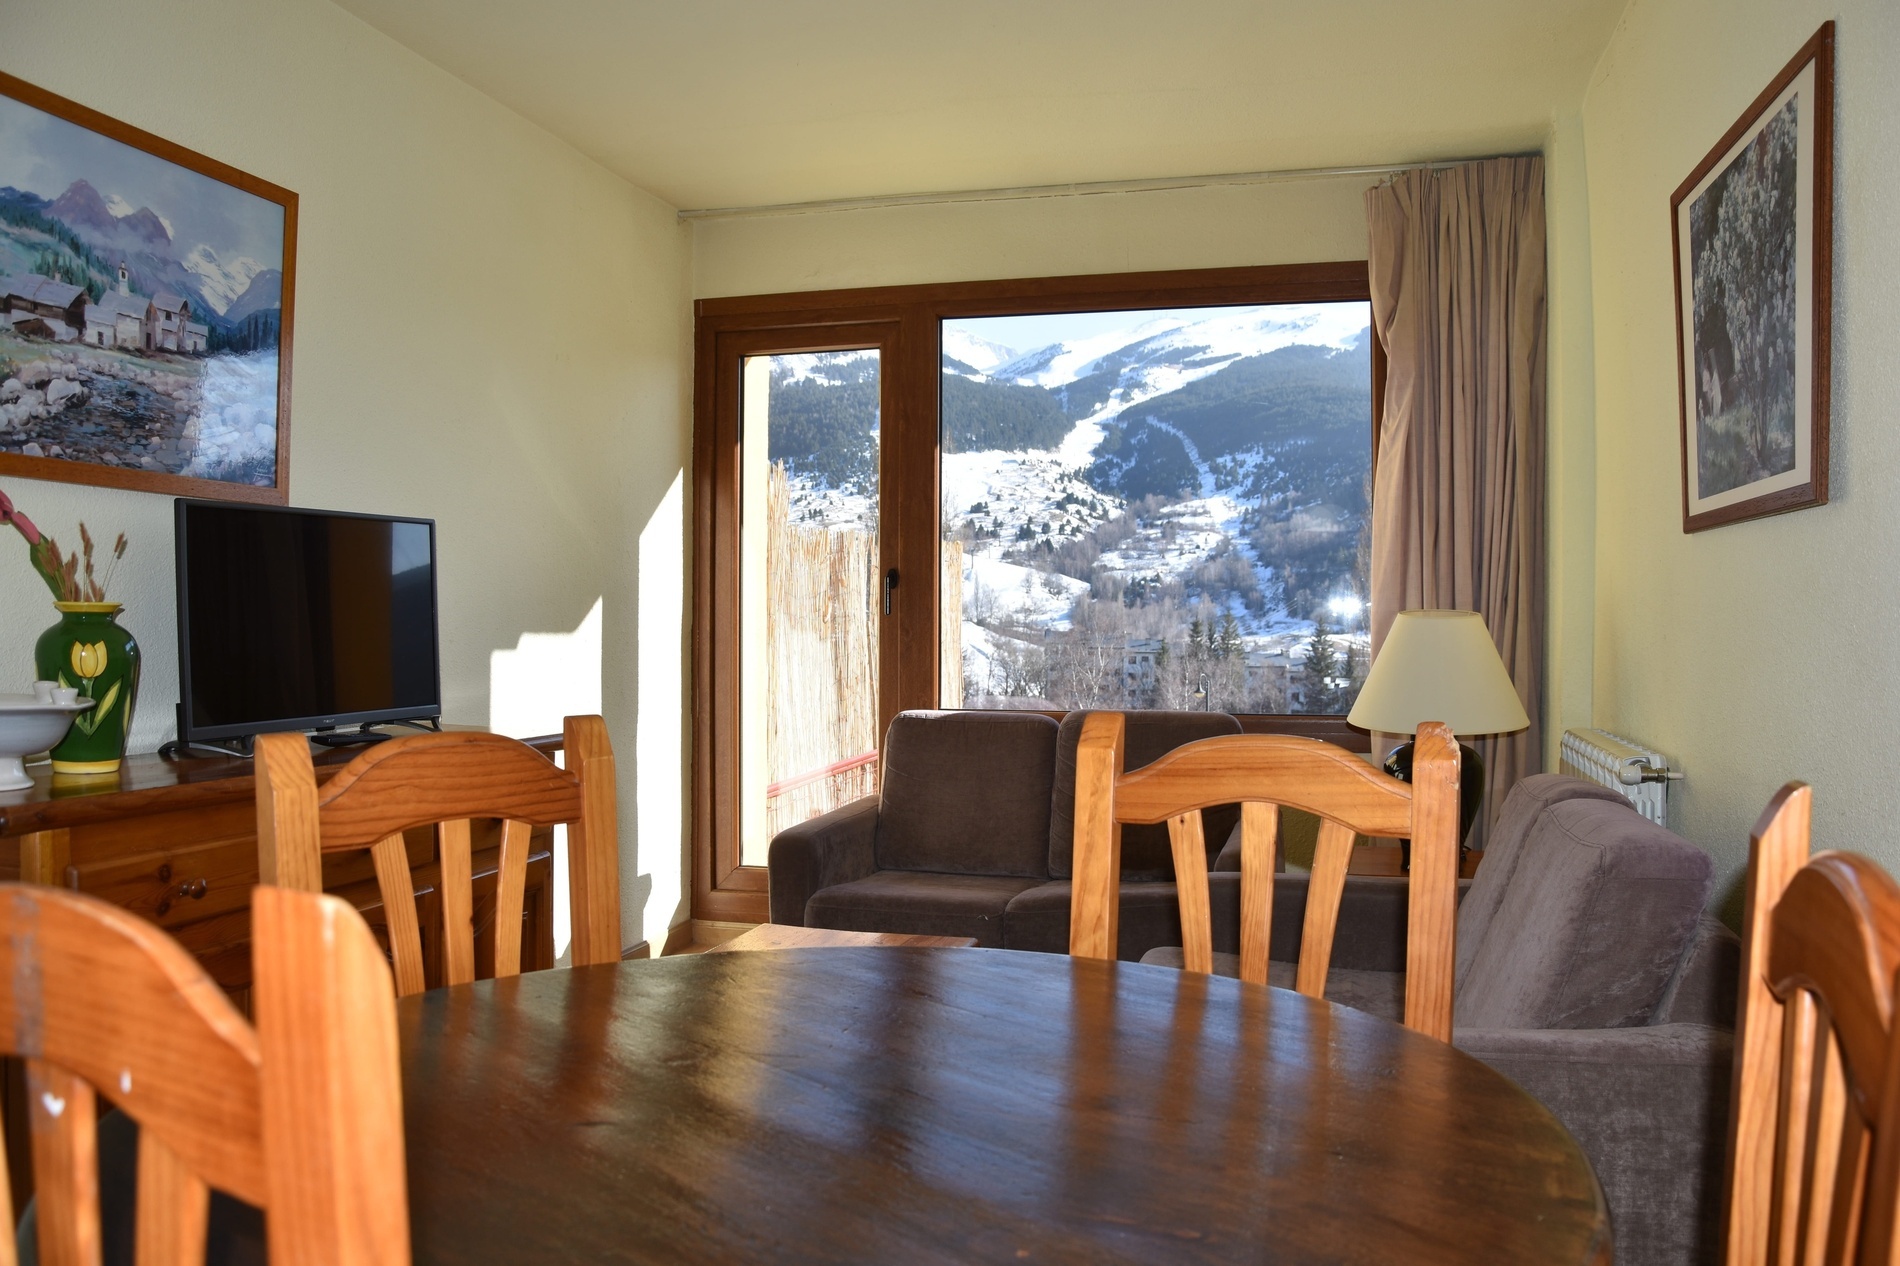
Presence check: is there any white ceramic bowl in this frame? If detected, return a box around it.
[0,694,97,791]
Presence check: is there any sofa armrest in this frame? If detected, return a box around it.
[767,795,880,926]
[1456,1024,1732,1266]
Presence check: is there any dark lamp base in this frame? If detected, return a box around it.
[1383,739,1485,871]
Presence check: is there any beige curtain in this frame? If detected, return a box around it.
[1366,156,1546,849]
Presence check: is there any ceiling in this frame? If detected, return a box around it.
[332,0,1627,212]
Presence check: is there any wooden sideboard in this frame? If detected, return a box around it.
[0,730,561,1006]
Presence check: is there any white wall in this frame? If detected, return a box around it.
[1580,0,1900,916]
[0,0,693,950]
[691,174,1376,297]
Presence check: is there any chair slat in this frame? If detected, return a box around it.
[133,1130,208,1266]
[1167,812,1212,975]
[1237,802,1276,987]
[493,819,532,978]
[437,819,475,988]
[1820,1082,1866,1266]
[1800,1023,1847,1266]
[369,834,429,997]
[28,1061,100,1266]
[1296,819,1355,1000]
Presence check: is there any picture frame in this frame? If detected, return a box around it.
[1671,22,1832,533]
[0,70,296,503]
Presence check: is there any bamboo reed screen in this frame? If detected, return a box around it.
[940,538,964,708]
[764,464,881,837]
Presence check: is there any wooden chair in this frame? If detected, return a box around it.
[0,882,408,1265]
[254,716,621,997]
[1723,783,1900,1264]
[1070,713,1461,1041]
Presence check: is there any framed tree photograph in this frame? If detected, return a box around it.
[1672,22,1832,533]
[0,70,296,503]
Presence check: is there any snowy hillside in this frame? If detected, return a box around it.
[761,304,1376,713]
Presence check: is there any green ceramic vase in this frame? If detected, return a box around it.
[34,601,140,775]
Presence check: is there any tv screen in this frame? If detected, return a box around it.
[175,500,440,742]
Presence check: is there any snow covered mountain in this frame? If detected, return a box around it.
[183,245,268,315]
[941,329,1018,377]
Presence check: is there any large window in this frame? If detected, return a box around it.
[693,265,1376,926]
[940,303,1372,715]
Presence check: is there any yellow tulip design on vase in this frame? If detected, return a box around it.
[72,640,108,679]
[35,601,140,775]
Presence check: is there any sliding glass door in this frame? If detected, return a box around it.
[694,265,1376,927]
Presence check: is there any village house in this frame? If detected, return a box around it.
[84,291,146,348]
[0,273,87,340]
[146,290,191,352]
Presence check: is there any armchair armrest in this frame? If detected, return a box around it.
[1456,1024,1732,1266]
[767,795,880,925]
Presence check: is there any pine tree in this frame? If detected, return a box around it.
[1216,613,1243,659]
[1300,622,1342,713]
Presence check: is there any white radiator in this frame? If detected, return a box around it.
[1559,728,1681,828]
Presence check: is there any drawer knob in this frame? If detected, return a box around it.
[154,878,209,918]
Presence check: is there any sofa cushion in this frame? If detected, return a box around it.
[875,710,1058,878]
[1455,798,1714,1030]
[1002,879,1185,959]
[1456,774,1631,981]
[1049,710,1242,880]
[1137,948,1406,1022]
[805,870,1043,948]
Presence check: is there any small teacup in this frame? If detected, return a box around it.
[32,681,55,704]
[51,687,79,706]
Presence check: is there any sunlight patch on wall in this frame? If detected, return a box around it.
[638,471,686,947]
[489,596,604,960]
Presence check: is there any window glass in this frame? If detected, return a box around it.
[940,303,1372,714]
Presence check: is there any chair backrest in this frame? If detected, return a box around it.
[1070,713,1461,1041]
[1724,783,1900,1265]
[0,882,409,1266]
[255,716,621,997]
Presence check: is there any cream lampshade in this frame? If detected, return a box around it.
[1348,609,1528,853]
[1348,609,1529,737]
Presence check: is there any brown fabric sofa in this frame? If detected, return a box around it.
[770,708,1249,956]
[1147,773,1738,1266]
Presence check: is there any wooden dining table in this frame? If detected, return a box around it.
[398,947,1610,1265]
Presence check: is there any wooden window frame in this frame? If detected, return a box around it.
[693,261,1379,924]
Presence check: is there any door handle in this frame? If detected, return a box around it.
[882,568,899,616]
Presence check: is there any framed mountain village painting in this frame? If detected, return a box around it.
[1671,23,1832,533]
[0,70,296,502]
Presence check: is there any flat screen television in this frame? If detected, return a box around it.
[174,500,441,748]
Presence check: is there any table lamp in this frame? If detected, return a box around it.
[1347,609,1530,850]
